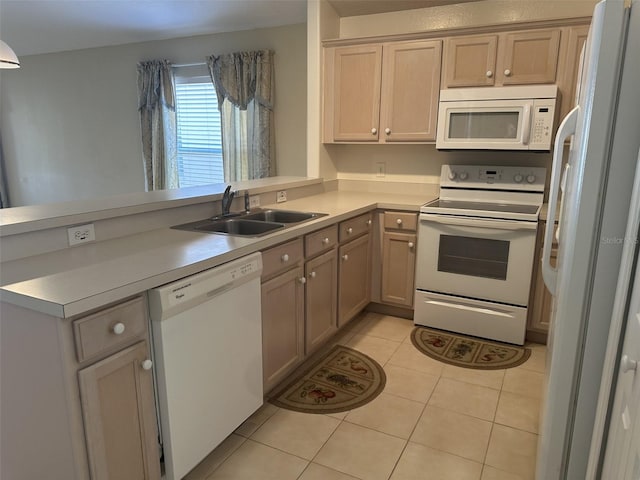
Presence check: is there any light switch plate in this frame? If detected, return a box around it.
[249,195,260,208]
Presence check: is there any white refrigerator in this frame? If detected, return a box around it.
[537,0,640,479]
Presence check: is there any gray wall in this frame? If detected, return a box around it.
[0,23,307,207]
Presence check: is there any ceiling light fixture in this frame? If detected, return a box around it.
[0,40,20,69]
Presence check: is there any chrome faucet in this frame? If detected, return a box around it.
[221,185,236,216]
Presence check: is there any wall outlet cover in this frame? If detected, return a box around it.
[276,190,287,203]
[249,195,261,208]
[68,224,96,246]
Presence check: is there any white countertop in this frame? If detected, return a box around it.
[0,189,437,318]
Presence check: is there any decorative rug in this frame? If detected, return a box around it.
[269,345,386,414]
[411,327,531,370]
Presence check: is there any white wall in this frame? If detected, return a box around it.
[0,23,307,207]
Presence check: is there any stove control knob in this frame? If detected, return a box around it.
[448,171,457,181]
[459,172,468,181]
[514,174,524,183]
[526,174,536,184]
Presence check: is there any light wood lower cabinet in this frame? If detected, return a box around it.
[305,249,338,354]
[338,233,372,326]
[261,265,305,393]
[381,231,417,307]
[527,222,557,341]
[78,341,160,480]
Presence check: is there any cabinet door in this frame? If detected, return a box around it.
[328,45,383,142]
[499,29,561,85]
[78,341,160,480]
[443,34,498,87]
[381,232,417,307]
[262,266,305,392]
[338,233,371,327]
[380,40,442,142]
[529,244,557,335]
[305,249,338,354]
[558,24,590,120]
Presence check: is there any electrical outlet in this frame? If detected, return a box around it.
[249,195,261,209]
[68,223,95,246]
[376,162,386,178]
[276,190,287,203]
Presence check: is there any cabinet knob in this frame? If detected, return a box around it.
[486,70,493,78]
[342,254,349,261]
[371,128,377,135]
[504,69,512,77]
[347,227,353,234]
[396,218,403,225]
[141,359,153,371]
[281,254,289,262]
[366,219,372,226]
[112,322,125,335]
[322,237,330,244]
[385,128,391,135]
[309,271,317,279]
[408,242,415,248]
[298,277,307,284]
[621,355,638,373]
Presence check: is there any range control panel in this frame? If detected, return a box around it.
[441,165,547,192]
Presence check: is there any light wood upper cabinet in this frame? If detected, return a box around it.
[443,29,561,88]
[380,40,442,142]
[78,340,160,480]
[558,24,590,120]
[443,35,498,87]
[324,40,442,143]
[326,44,383,142]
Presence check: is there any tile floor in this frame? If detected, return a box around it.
[184,312,546,480]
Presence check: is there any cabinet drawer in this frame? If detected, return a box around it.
[262,238,304,280]
[383,211,417,232]
[73,296,147,363]
[339,212,373,242]
[305,224,338,258]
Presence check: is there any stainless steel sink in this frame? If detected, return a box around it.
[242,209,323,224]
[172,209,327,237]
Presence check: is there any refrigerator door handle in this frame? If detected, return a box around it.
[542,106,579,294]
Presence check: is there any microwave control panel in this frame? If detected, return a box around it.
[530,99,556,150]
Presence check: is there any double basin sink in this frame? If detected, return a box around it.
[173,209,327,237]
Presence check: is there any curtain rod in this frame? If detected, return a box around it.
[172,61,206,68]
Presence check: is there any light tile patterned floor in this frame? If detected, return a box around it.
[184,312,546,480]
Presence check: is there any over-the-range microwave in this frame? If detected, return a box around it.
[435,85,558,151]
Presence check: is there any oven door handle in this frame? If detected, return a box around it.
[420,214,537,231]
[542,106,578,295]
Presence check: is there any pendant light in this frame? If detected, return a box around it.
[0,40,20,69]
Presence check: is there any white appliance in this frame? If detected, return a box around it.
[148,253,263,480]
[414,165,545,345]
[537,0,640,478]
[436,85,557,150]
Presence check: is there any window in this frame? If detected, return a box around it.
[173,67,224,186]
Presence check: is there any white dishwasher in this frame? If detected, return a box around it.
[148,252,263,480]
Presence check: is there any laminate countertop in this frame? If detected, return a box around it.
[0,189,437,318]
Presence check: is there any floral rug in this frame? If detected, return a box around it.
[411,327,531,370]
[269,345,386,414]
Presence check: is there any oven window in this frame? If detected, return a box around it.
[449,112,519,139]
[438,235,510,280]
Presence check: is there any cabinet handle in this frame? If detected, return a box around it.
[385,128,391,135]
[298,277,307,284]
[281,254,289,262]
[621,355,637,373]
[408,242,415,248]
[342,254,349,261]
[366,219,372,226]
[322,237,330,244]
[141,359,153,371]
[309,271,317,279]
[112,322,125,335]
[371,128,377,135]
[396,218,403,225]
[347,227,353,234]
[486,70,493,78]
[504,69,512,77]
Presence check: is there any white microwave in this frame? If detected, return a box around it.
[436,85,558,151]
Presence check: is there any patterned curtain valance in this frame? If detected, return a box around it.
[206,50,274,111]
[137,59,176,111]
